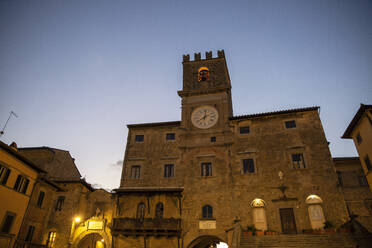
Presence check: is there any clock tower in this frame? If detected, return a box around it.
[177,50,233,131]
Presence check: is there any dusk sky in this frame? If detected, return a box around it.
[1,0,371,190]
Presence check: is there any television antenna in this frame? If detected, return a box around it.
[0,111,18,137]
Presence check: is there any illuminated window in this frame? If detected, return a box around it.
[46,231,56,248]
[198,67,209,82]
[285,120,296,129]
[242,159,255,173]
[37,191,45,207]
[164,164,174,178]
[0,164,11,185]
[55,196,65,211]
[13,175,29,193]
[292,153,306,169]
[202,205,213,219]
[201,162,212,177]
[1,211,16,233]
[131,165,141,179]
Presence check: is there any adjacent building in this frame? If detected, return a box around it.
[342,104,372,192]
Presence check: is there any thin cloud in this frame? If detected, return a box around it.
[109,160,123,168]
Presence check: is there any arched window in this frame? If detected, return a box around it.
[198,67,209,82]
[155,202,164,218]
[137,202,146,221]
[306,195,325,229]
[202,205,213,219]
[250,199,268,231]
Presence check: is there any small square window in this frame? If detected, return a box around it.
[285,120,296,129]
[211,137,216,142]
[242,159,255,173]
[135,135,144,142]
[356,132,362,145]
[166,133,175,140]
[131,165,141,179]
[292,153,306,169]
[164,164,174,178]
[240,126,250,134]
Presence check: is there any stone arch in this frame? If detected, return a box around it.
[72,230,111,248]
[305,195,325,229]
[187,235,226,248]
[250,198,267,231]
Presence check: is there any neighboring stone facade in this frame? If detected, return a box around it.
[333,157,372,232]
[114,51,350,248]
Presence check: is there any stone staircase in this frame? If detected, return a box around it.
[240,234,358,248]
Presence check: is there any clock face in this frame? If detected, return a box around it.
[191,106,219,129]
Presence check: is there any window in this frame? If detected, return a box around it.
[337,171,343,186]
[46,231,56,248]
[55,196,65,211]
[25,225,35,242]
[135,135,144,142]
[285,120,296,129]
[198,67,209,82]
[356,132,362,145]
[166,133,175,140]
[0,164,11,185]
[130,165,141,179]
[358,173,368,187]
[239,126,250,134]
[201,162,212,177]
[242,159,255,173]
[13,175,29,193]
[155,202,164,218]
[364,155,372,171]
[1,212,16,233]
[210,136,216,142]
[292,153,306,169]
[37,191,45,207]
[137,203,146,221]
[164,164,174,178]
[202,205,213,219]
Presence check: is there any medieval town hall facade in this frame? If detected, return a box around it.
[112,50,349,247]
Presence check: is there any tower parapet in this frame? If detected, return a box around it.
[182,49,225,62]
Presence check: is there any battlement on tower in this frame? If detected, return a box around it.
[183,50,225,62]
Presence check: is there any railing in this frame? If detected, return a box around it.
[112,217,181,236]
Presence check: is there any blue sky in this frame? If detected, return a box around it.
[1,0,371,189]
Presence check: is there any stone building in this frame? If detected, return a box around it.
[16,147,113,248]
[113,51,350,248]
[342,104,372,192]
[333,157,372,231]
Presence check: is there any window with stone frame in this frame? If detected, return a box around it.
[37,191,45,207]
[202,205,213,219]
[0,164,11,185]
[164,164,174,178]
[55,196,65,211]
[13,174,29,193]
[1,211,16,233]
[291,153,306,169]
[130,165,141,179]
[242,158,255,174]
[46,231,56,248]
[201,162,212,177]
[364,155,372,172]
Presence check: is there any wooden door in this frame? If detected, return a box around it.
[279,208,297,234]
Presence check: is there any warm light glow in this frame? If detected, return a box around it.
[217,242,228,248]
[251,198,266,207]
[74,217,81,222]
[101,239,104,242]
[305,194,322,204]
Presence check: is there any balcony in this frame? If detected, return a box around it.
[112,218,181,237]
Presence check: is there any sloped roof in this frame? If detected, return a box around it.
[342,104,372,139]
[18,146,81,181]
[230,106,320,120]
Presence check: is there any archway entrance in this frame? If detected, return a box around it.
[188,235,228,248]
[77,233,105,248]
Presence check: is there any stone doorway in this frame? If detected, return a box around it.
[279,208,297,234]
[77,233,105,248]
[188,235,227,248]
